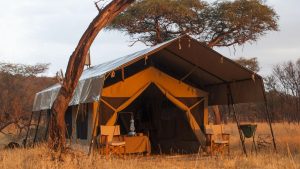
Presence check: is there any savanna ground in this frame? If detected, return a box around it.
[0,123,299,169]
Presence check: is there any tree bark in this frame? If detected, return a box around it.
[49,0,134,151]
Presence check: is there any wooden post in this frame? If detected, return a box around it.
[261,81,277,152]
[33,110,42,146]
[24,111,34,148]
[228,85,248,156]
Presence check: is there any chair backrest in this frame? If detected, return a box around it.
[205,124,224,140]
[211,125,223,135]
[100,125,121,142]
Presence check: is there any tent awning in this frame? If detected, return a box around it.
[32,35,265,111]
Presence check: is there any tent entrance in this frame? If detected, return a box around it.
[114,83,201,154]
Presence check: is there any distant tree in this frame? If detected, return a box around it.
[265,59,300,122]
[0,62,55,133]
[0,63,49,77]
[264,75,278,92]
[272,61,300,99]
[235,57,260,72]
[108,0,279,47]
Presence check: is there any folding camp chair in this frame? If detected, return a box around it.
[99,125,126,158]
[205,124,230,156]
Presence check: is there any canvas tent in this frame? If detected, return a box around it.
[31,35,271,153]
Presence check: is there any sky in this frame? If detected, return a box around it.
[0,0,299,77]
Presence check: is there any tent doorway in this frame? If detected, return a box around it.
[116,83,200,154]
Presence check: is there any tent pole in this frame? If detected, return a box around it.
[24,111,34,148]
[74,103,82,143]
[88,103,100,156]
[44,109,51,140]
[261,81,277,152]
[228,85,247,156]
[88,76,106,156]
[33,110,42,147]
[68,107,73,145]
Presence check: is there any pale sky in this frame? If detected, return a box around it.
[0,0,299,77]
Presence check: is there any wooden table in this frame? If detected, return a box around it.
[124,135,151,154]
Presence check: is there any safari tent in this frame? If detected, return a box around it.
[31,35,274,153]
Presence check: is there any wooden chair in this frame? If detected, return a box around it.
[205,124,230,156]
[99,125,126,158]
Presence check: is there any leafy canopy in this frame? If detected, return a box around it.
[108,0,278,47]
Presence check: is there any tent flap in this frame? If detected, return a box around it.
[155,83,206,144]
[32,75,105,111]
[206,78,264,105]
[105,82,151,125]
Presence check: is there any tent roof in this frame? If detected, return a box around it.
[33,35,265,111]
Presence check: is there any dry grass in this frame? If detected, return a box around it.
[0,122,299,169]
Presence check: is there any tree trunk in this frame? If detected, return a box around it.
[48,0,134,151]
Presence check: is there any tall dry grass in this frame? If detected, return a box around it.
[0,123,299,169]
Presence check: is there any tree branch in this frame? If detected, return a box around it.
[94,0,102,12]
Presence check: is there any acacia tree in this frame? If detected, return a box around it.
[108,0,278,124]
[108,0,278,47]
[48,0,134,151]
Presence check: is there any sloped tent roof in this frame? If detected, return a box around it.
[32,35,265,111]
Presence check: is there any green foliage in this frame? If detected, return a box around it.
[109,0,206,45]
[108,0,278,47]
[206,0,278,47]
